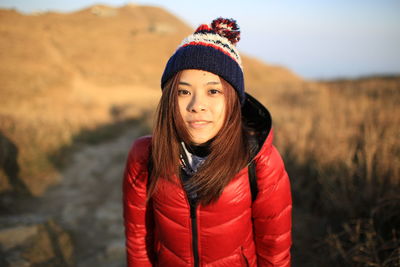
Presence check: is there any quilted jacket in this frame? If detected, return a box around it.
[123,93,292,266]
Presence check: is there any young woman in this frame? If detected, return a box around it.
[123,18,292,267]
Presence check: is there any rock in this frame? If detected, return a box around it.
[22,225,55,264]
[0,225,38,250]
[0,218,74,266]
[46,220,74,266]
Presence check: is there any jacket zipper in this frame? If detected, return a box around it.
[179,147,200,267]
[189,201,199,267]
[180,175,200,267]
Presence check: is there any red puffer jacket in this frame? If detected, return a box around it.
[123,94,292,266]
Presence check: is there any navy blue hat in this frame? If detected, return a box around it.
[161,18,245,104]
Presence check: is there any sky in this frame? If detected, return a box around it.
[1,0,399,79]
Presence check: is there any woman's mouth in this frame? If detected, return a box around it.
[187,120,211,129]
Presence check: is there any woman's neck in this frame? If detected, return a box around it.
[186,142,211,158]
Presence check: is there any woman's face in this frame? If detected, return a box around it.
[177,69,226,145]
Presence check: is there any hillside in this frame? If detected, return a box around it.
[0,4,302,196]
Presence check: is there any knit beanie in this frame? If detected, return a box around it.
[161,17,245,104]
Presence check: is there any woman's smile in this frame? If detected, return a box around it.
[187,120,212,129]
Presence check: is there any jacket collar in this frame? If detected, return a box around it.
[242,93,273,159]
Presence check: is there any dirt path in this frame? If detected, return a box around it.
[29,126,142,267]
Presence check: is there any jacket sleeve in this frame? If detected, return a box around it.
[123,136,154,266]
[252,145,292,267]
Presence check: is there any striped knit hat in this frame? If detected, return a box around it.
[161,17,245,104]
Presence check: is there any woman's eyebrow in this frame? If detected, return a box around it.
[178,81,221,86]
[206,81,221,85]
[179,81,191,86]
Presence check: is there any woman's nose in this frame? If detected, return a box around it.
[188,94,206,112]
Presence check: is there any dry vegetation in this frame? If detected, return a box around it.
[0,5,399,266]
[0,4,188,195]
[248,76,400,266]
[0,5,300,196]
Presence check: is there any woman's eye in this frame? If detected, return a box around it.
[178,89,190,96]
[209,89,222,95]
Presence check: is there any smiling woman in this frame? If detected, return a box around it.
[123,17,292,267]
[177,70,227,144]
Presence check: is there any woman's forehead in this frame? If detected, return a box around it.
[179,69,221,84]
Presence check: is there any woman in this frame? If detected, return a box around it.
[123,18,292,266]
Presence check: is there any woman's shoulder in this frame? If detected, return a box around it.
[253,130,287,183]
[132,135,152,149]
[253,128,274,161]
[126,135,152,164]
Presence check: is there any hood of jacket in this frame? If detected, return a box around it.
[242,92,273,160]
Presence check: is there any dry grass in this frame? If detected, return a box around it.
[0,78,160,195]
[248,76,400,266]
[1,5,187,195]
[0,6,303,197]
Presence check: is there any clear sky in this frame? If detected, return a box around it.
[1,0,399,79]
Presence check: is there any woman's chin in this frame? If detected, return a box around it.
[189,135,212,145]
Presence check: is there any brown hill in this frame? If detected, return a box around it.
[0,4,301,195]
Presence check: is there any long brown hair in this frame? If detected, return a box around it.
[149,71,250,204]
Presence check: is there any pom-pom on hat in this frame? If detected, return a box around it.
[161,17,245,104]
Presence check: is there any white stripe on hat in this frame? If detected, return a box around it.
[179,32,242,68]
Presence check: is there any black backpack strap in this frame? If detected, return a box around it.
[248,160,258,202]
[247,133,259,202]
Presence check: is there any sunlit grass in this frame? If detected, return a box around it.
[252,76,400,266]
